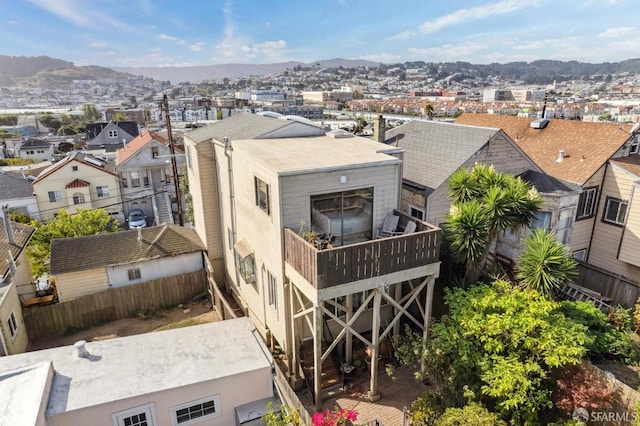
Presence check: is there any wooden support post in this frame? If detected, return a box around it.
[420,276,435,378]
[346,293,353,364]
[393,282,402,337]
[368,287,381,402]
[314,304,323,412]
[289,283,300,386]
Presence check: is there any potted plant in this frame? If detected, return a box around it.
[352,357,365,375]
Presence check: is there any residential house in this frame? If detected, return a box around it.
[49,224,205,302]
[456,114,639,282]
[184,113,441,410]
[0,208,36,356]
[382,118,581,263]
[16,139,54,162]
[85,121,139,155]
[0,317,280,426]
[32,152,123,222]
[116,129,185,226]
[0,170,40,220]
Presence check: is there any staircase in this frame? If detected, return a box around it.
[300,340,341,399]
[557,283,612,311]
[154,192,173,225]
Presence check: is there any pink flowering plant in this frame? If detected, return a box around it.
[311,407,358,426]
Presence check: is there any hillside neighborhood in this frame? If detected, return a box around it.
[3,56,640,425]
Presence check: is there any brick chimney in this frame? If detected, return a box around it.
[373,114,386,143]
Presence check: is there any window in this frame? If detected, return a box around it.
[128,268,141,281]
[556,208,574,245]
[131,171,141,187]
[97,186,109,197]
[151,146,159,159]
[120,172,129,188]
[630,136,639,155]
[267,270,278,311]
[603,197,628,226]
[112,403,157,426]
[171,395,220,426]
[73,193,85,205]
[254,176,270,215]
[234,241,256,284]
[576,187,597,220]
[72,165,78,171]
[573,249,587,262]
[48,190,62,203]
[108,130,118,138]
[142,170,150,187]
[408,205,425,221]
[7,312,18,339]
[531,211,551,230]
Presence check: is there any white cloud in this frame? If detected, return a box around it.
[158,34,186,45]
[408,41,486,60]
[87,42,107,48]
[266,21,271,28]
[190,42,206,52]
[8,20,18,25]
[598,27,633,38]
[359,53,401,62]
[25,0,130,30]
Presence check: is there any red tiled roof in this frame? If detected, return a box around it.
[455,113,632,185]
[117,130,168,165]
[65,178,90,189]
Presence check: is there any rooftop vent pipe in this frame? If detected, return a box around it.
[556,150,565,162]
[74,340,88,358]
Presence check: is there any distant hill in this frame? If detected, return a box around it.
[0,55,133,86]
[112,58,381,83]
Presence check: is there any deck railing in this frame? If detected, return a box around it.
[284,210,441,289]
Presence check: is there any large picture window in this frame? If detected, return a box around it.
[311,188,373,246]
[576,187,597,220]
[603,197,628,226]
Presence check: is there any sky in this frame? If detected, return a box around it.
[0,0,637,68]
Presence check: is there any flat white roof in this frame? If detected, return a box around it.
[0,318,271,419]
[0,361,52,425]
[237,134,401,175]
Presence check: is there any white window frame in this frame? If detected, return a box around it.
[530,211,552,231]
[7,311,18,340]
[128,268,141,281]
[131,171,141,188]
[267,270,278,312]
[254,176,270,215]
[108,130,118,138]
[408,204,425,221]
[572,249,587,262]
[112,403,157,426]
[577,187,597,220]
[630,135,639,155]
[97,186,109,197]
[170,395,221,426]
[603,197,628,226]
[72,192,85,205]
[48,190,62,203]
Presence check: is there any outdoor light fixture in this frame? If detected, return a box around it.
[340,175,347,184]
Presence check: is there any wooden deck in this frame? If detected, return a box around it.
[285,210,441,289]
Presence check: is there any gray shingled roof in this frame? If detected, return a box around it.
[518,169,581,195]
[0,171,34,199]
[186,112,310,144]
[50,224,205,274]
[384,120,500,191]
[0,219,36,279]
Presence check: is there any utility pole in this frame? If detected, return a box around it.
[162,94,184,226]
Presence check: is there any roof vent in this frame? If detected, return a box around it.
[326,129,354,139]
[74,340,88,358]
[530,118,549,129]
[556,150,565,162]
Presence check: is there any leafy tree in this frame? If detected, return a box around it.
[0,114,18,126]
[598,112,613,121]
[180,166,194,224]
[352,90,364,100]
[111,112,130,122]
[39,113,62,132]
[82,104,101,121]
[445,164,541,281]
[57,125,77,136]
[395,280,592,423]
[424,103,435,120]
[516,228,578,297]
[27,209,119,278]
[437,402,505,426]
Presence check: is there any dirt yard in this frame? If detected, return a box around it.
[29,298,220,351]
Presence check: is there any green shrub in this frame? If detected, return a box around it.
[436,402,506,426]
[559,301,618,358]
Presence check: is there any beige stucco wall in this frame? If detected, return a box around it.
[619,181,640,271]
[0,283,29,355]
[33,159,122,220]
[54,268,109,303]
[47,368,273,426]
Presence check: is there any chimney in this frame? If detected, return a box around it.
[556,150,565,162]
[373,114,386,143]
[74,340,88,358]
[2,205,14,245]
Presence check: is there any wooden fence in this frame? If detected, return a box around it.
[575,262,640,309]
[23,269,207,340]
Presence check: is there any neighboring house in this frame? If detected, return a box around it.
[0,317,280,426]
[0,170,40,220]
[456,114,638,280]
[382,118,581,263]
[185,113,441,410]
[0,208,36,356]
[16,139,54,162]
[116,129,185,226]
[85,121,139,155]
[50,224,205,302]
[32,152,123,221]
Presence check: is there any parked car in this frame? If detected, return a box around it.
[128,209,147,229]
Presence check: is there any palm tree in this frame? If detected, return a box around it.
[445,164,542,282]
[516,228,578,297]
